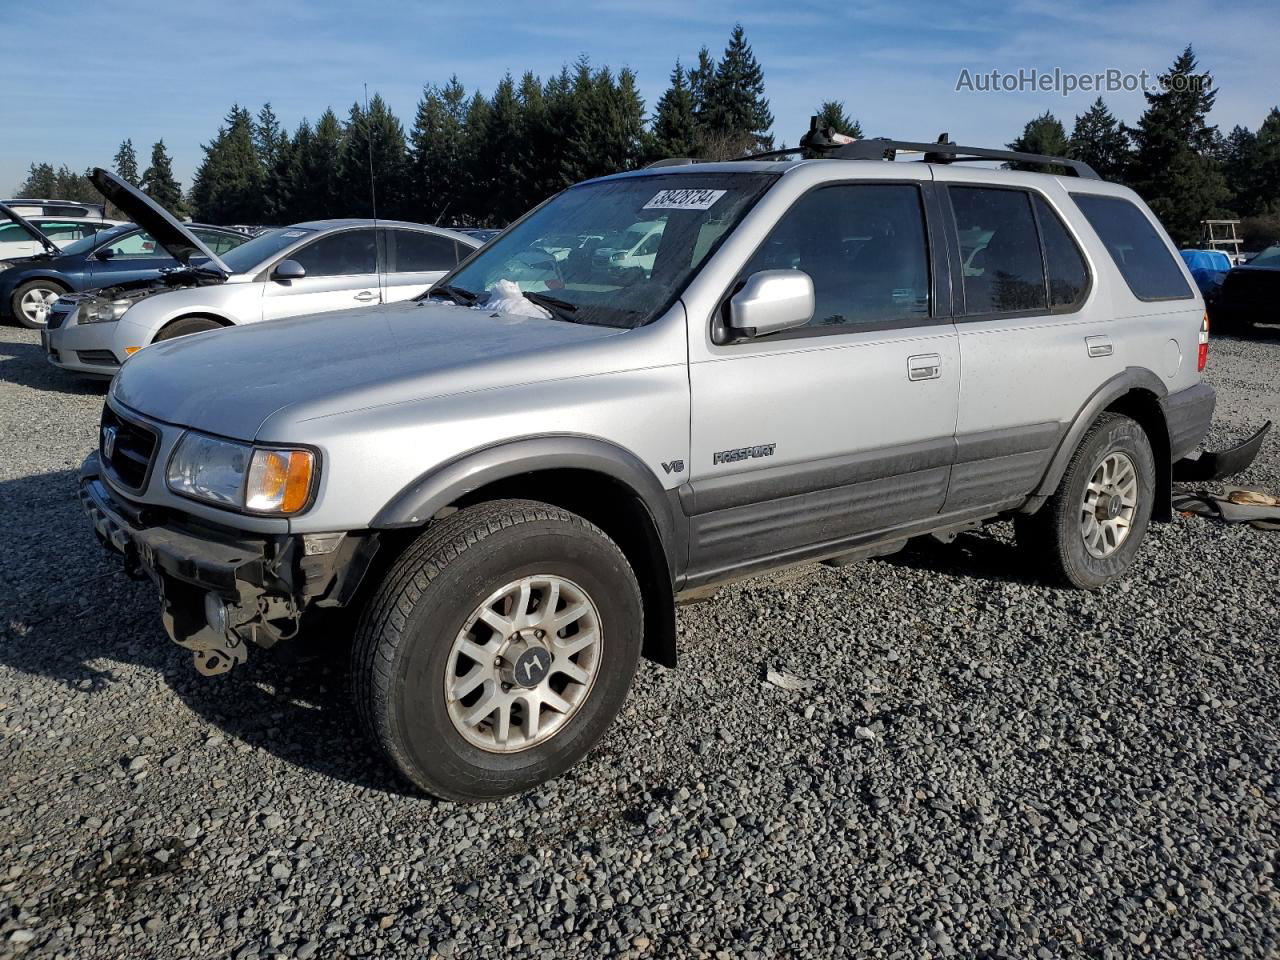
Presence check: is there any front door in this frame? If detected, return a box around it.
[685,177,960,582]
[88,229,177,285]
[380,228,460,303]
[261,227,382,322]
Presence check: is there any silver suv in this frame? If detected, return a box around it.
[80,126,1237,801]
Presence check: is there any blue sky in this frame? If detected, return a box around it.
[2,0,1276,195]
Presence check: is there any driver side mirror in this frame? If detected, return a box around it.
[95,248,115,261]
[272,259,306,281]
[724,269,814,340]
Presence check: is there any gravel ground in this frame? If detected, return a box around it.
[2,323,1278,960]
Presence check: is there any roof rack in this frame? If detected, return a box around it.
[727,117,1100,179]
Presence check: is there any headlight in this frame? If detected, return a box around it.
[166,432,316,515]
[81,298,132,324]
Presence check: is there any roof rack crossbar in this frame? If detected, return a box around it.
[829,137,1099,178]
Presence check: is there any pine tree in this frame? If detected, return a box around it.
[340,94,410,219]
[1007,111,1070,172]
[15,162,57,197]
[113,139,139,185]
[310,109,346,220]
[190,104,266,223]
[140,140,184,216]
[255,103,290,221]
[478,75,527,224]
[687,47,716,129]
[701,25,773,156]
[652,61,700,159]
[1067,98,1131,181]
[1253,108,1280,215]
[1220,125,1259,216]
[814,101,862,138]
[460,92,492,224]
[1126,46,1231,245]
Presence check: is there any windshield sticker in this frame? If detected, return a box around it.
[282,230,308,238]
[643,188,726,211]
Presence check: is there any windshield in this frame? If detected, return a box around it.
[1248,245,1280,267]
[216,226,317,274]
[429,172,778,327]
[60,226,133,257]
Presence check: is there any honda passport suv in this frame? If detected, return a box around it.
[80,123,1237,802]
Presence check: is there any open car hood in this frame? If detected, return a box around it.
[90,168,231,273]
[0,201,59,255]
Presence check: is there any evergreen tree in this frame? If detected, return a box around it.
[478,75,527,224]
[460,92,492,223]
[140,140,184,216]
[1007,111,1070,172]
[687,46,716,129]
[15,162,57,197]
[255,103,290,221]
[113,139,139,184]
[1067,98,1131,182]
[652,61,700,159]
[701,25,773,156]
[814,101,862,138]
[340,94,410,219]
[1126,46,1230,245]
[1220,124,1259,216]
[190,104,266,223]
[1252,108,1280,215]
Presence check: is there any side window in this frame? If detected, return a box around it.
[1071,194,1192,301]
[291,229,377,277]
[34,221,88,243]
[740,183,931,329]
[1032,196,1090,310]
[192,228,247,255]
[102,230,166,258]
[390,230,457,272]
[950,187,1047,315]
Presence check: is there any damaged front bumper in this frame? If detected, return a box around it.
[79,453,376,675]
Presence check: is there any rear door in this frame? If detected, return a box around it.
[685,175,961,579]
[380,228,461,303]
[261,228,381,322]
[932,170,1114,511]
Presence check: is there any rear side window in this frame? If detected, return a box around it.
[1071,194,1192,301]
[740,183,931,329]
[1032,196,1090,310]
[390,230,457,272]
[192,228,248,255]
[950,187,1047,315]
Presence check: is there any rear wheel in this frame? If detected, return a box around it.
[11,279,66,329]
[154,315,223,342]
[352,499,643,801]
[1015,413,1156,589]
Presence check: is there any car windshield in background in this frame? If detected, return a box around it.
[216,226,316,274]
[429,172,779,328]
[1247,245,1280,267]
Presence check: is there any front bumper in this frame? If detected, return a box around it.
[44,303,123,377]
[80,453,377,674]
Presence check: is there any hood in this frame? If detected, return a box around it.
[90,168,231,273]
[112,300,628,441]
[0,201,58,255]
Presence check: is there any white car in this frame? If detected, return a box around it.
[592,220,665,276]
[45,170,480,377]
[0,205,123,260]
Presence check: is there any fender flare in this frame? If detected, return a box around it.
[1034,366,1168,498]
[371,434,682,578]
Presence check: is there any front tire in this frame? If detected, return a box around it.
[1015,413,1156,589]
[11,279,66,329]
[352,499,643,802]
[154,315,223,341]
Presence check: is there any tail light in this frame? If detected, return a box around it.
[1197,312,1209,372]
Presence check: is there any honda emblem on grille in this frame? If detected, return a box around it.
[101,425,117,459]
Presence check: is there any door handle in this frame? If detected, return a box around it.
[907,354,942,381]
[1085,335,1113,358]
[353,290,377,302]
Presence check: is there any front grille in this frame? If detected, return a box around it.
[100,405,158,492]
[77,350,118,367]
[45,302,73,330]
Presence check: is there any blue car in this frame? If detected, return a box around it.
[0,204,248,328]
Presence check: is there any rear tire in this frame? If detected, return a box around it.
[1015,413,1156,589]
[11,279,67,329]
[352,499,643,802]
[154,315,223,341]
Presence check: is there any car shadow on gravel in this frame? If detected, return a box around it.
[0,468,415,797]
[879,527,1046,586]
[0,335,109,396]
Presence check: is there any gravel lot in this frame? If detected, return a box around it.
[2,322,1278,960]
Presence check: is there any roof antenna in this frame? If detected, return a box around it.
[363,82,384,303]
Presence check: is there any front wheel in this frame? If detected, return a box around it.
[11,279,66,329]
[352,499,643,801]
[1015,413,1156,589]
[154,315,223,342]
